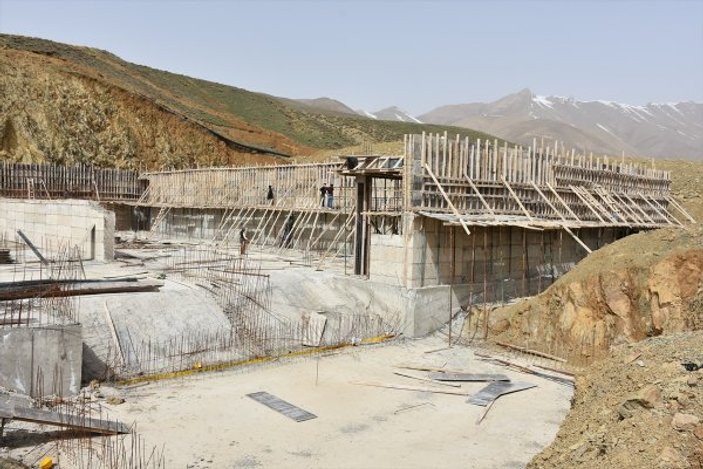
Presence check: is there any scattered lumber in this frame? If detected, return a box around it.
[428,372,510,382]
[392,371,462,388]
[395,364,470,374]
[494,340,567,363]
[351,381,469,396]
[0,278,163,301]
[474,353,574,386]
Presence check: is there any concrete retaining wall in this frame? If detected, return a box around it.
[150,207,351,253]
[370,216,624,290]
[0,199,115,261]
[0,325,83,397]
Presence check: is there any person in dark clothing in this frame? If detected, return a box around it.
[281,214,295,248]
[319,184,328,207]
[240,228,249,256]
[267,185,275,205]
[327,183,334,209]
[133,206,146,232]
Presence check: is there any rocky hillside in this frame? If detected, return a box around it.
[0,34,498,169]
[481,225,703,365]
[420,89,703,160]
[529,332,703,469]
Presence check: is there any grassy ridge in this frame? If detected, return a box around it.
[0,34,503,154]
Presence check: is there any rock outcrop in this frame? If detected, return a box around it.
[483,226,703,363]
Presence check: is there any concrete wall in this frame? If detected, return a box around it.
[368,214,624,291]
[0,199,115,261]
[151,207,351,254]
[368,233,405,284]
[364,216,628,335]
[0,325,83,397]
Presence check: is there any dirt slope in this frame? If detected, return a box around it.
[530,332,703,469]
[483,226,703,364]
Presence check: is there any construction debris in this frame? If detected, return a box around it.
[468,381,537,407]
[351,381,470,396]
[0,278,163,301]
[475,353,575,387]
[247,392,317,422]
[392,371,462,388]
[0,398,129,435]
[428,372,510,382]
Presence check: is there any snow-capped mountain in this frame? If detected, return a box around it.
[357,106,423,124]
[420,89,703,160]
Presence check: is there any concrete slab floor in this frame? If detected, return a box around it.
[97,335,572,469]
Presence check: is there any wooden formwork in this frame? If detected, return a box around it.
[141,162,355,210]
[0,162,142,201]
[403,132,691,230]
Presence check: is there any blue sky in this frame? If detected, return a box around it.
[1,0,701,114]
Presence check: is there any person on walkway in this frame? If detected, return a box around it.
[267,185,275,205]
[327,183,334,209]
[280,214,295,248]
[240,228,249,256]
[319,184,328,207]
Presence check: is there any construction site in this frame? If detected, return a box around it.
[0,132,700,469]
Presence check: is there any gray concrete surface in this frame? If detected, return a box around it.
[0,198,115,261]
[0,324,82,397]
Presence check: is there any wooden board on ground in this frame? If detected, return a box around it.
[428,372,510,382]
[351,381,470,396]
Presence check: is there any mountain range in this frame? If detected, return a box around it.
[420,89,702,160]
[297,90,702,160]
[1,33,699,169]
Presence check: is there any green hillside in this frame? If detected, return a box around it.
[0,34,503,155]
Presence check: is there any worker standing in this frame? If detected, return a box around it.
[240,228,249,256]
[267,185,275,206]
[327,183,334,209]
[319,184,328,207]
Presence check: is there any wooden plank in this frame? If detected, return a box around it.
[16,230,48,265]
[666,196,696,223]
[351,381,470,396]
[494,340,567,363]
[530,182,592,253]
[392,371,462,388]
[423,163,471,236]
[500,176,532,220]
[638,192,673,225]
[569,186,605,222]
[0,279,163,301]
[545,182,580,221]
[463,173,495,215]
[427,372,510,382]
